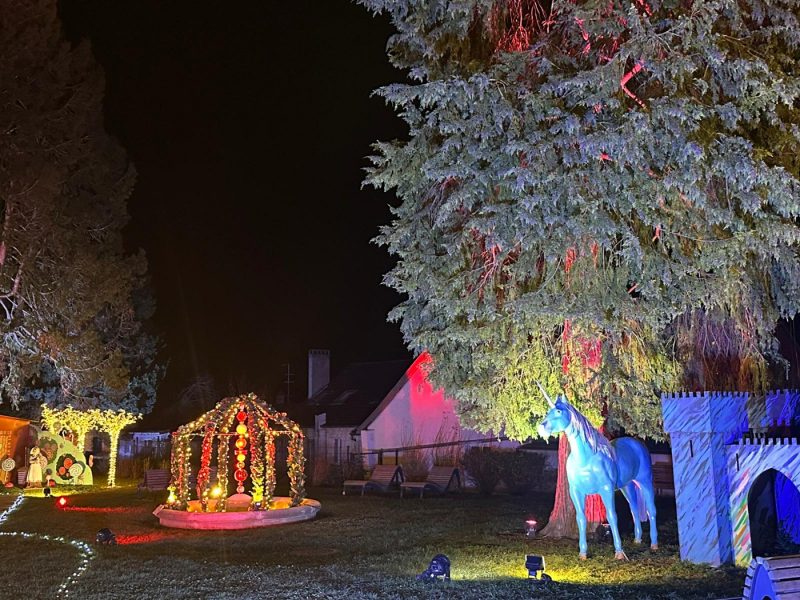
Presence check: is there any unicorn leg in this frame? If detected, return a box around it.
[569,487,588,559]
[638,480,658,550]
[599,487,627,560]
[620,482,642,544]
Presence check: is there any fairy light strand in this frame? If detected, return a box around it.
[0,495,95,598]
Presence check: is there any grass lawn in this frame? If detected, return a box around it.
[0,484,744,599]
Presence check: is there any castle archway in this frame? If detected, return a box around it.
[748,469,800,558]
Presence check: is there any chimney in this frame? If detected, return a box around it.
[308,349,330,399]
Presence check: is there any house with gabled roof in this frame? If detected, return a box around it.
[295,351,515,482]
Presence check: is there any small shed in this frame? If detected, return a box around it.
[0,414,32,484]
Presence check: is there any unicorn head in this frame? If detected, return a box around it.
[537,395,572,439]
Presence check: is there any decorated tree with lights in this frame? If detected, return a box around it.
[91,409,140,488]
[40,405,96,454]
[360,0,800,536]
[0,0,162,411]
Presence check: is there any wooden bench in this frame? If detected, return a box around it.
[743,553,800,599]
[343,464,404,496]
[652,462,674,496]
[400,466,461,498]
[138,468,170,494]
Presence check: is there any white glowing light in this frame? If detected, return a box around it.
[0,495,95,597]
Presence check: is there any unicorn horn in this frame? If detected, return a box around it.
[535,381,555,408]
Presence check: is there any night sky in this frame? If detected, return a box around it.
[61,1,411,419]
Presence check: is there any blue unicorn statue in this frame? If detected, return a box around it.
[535,382,658,560]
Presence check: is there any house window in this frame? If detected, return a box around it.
[333,439,341,464]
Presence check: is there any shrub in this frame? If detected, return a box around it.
[116,453,170,480]
[399,432,430,482]
[312,455,365,487]
[496,451,547,495]
[431,422,463,467]
[460,447,501,496]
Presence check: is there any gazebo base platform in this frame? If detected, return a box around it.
[153,497,321,530]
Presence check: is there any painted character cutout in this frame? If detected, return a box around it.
[26,446,44,487]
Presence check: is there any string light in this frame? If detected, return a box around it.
[0,495,95,597]
[168,393,307,512]
[40,405,140,487]
[90,409,140,488]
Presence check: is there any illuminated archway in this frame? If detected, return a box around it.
[168,393,306,511]
[748,468,800,557]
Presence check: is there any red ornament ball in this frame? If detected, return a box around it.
[237,410,247,422]
[235,438,247,450]
[234,469,248,482]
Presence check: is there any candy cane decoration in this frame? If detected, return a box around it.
[620,61,647,109]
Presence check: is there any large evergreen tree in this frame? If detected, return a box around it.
[360,0,800,531]
[0,0,161,412]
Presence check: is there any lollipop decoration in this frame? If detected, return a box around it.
[234,408,248,494]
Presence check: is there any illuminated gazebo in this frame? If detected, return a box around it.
[167,393,308,513]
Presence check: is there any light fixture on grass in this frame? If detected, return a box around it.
[525,519,538,538]
[57,496,67,507]
[96,528,117,545]
[43,487,51,497]
[595,521,612,543]
[525,555,552,581]
[416,554,451,581]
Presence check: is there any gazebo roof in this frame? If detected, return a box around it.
[175,393,300,436]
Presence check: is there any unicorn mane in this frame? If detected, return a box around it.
[562,400,615,460]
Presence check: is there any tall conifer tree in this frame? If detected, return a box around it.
[0,0,161,412]
[360,0,800,533]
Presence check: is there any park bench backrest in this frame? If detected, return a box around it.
[369,464,403,485]
[426,466,459,489]
[143,468,170,490]
[652,462,674,492]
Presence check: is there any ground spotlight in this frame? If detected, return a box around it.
[96,528,117,545]
[595,521,612,543]
[43,487,51,497]
[525,555,552,581]
[416,554,451,581]
[525,518,538,538]
[57,496,67,507]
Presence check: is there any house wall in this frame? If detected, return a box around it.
[304,418,358,484]
[361,364,516,467]
[118,432,171,459]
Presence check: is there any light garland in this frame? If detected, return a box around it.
[90,409,140,488]
[234,408,248,494]
[0,495,95,597]
[167,393,307,512]
[39,405,140,487]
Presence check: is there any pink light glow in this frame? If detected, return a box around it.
[61,506,147,514]
[115,532,173,545]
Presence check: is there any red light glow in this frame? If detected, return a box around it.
[61,506,146,514]
[57,497,67,507]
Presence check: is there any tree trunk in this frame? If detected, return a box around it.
[585,493,606,530]
[107,432,119,487]
[540,434,578,538]
[540,434,608,538]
